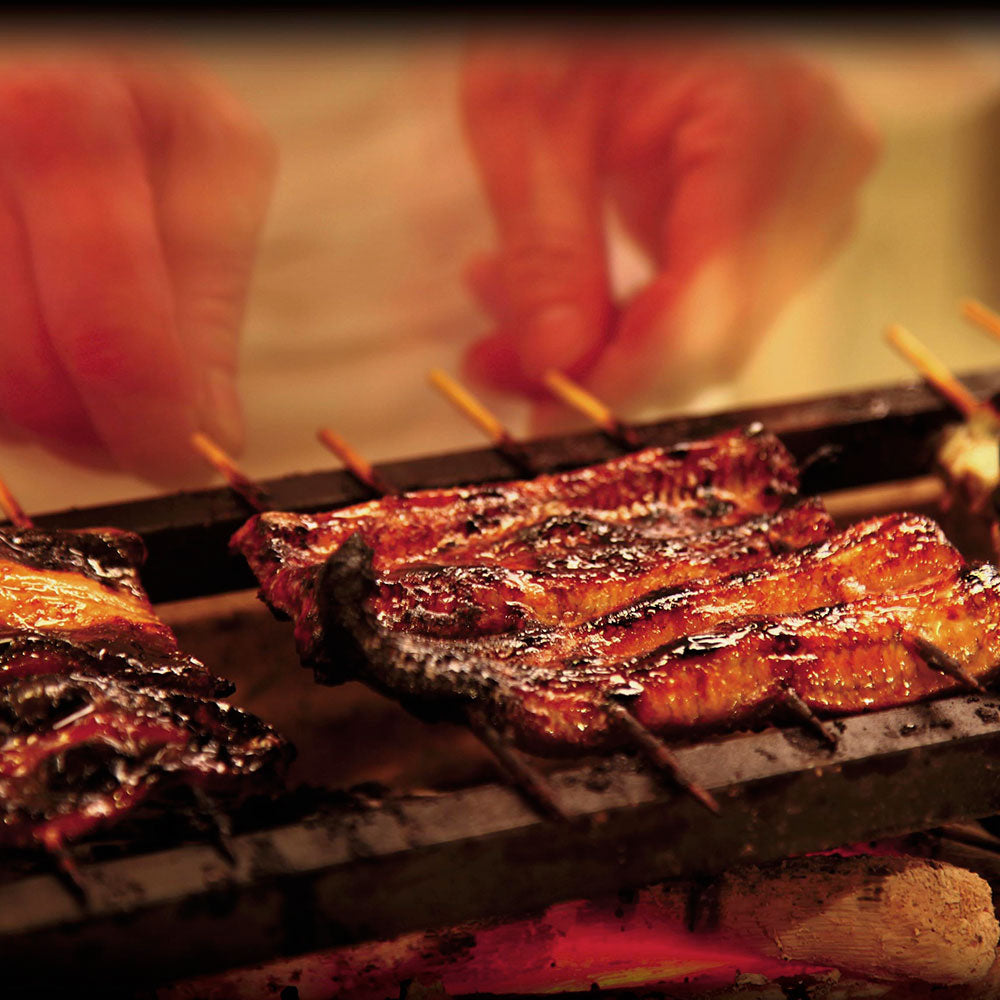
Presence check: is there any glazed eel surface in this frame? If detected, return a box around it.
[369,512,963,672]
[0,527,290,851]
[369,501,834,637]
[238,421,1000,759]
[233,427,802,668]
[321,531,996,755]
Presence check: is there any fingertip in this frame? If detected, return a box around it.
[463,332,538,398]
[99,398,210,488]
[463,252,505,318]
[464,303,612,400]
[195,367,245,459]
[519,304,598,383]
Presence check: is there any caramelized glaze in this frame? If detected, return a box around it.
[371,502,833,637]
[236,427,801,670]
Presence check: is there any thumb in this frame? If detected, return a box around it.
[459,42,614,396]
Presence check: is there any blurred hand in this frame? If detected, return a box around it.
[460,36,878,418]
[0,45,275,482]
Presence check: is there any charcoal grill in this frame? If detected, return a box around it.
[7,370,1000,994]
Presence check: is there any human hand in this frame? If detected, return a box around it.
[0,44,275,482]
[459,35,878,418]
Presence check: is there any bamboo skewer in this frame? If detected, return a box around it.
[780,685,839,748]
[0,474,32,529]
[909,634,987,694]
[937,820,1000,855]
[317,427,396,497]
[427,369,532,472]
[314,429,566,825]
[42,831,90,908]
[467,710,571,824]
[190,432,270,511]
[542,369,641,448]
[885,323,1000,424]
[604,700,721,815]
[428,369,512,449]
[960,297,1000,343]
[190,786,237,866]
[312,424,569,826]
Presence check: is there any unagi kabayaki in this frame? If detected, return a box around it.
[236,419,1000,766]
[0,673,285,851]
[364,512,963,666]
[0,526,290,854]
[321,535,1000,755]
[233,426,803,670]
[369,501,834,638]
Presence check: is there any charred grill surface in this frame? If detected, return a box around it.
[0,526,291,854]
[372,501,834,637]
[234,427,801,669]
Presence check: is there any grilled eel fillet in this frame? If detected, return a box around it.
[232,426,801,669]
[368,512,963,670]
[0,674,285,850]
[319,520,989,755]
[370,501,834,637]
[0,527,290,851]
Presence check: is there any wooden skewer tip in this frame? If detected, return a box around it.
[189,431,269,511]
[191,786,237,866]
[317,427,394,496]
[885,323,995,422]
[911,634,986,694]
[0,475,33,530]
[937,822,1000,856]
[961,298,1000,341]
[542,369,638,447]
[468,711,570,824]
[781,685,839,748]
[43,833,90,907]
[427,369,514,448]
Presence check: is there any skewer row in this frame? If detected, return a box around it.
[152,323,1000,823]
[9,302,1000,847]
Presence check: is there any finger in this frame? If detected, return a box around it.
[751,62,878,265]
[0,66,200,483]
[605,49,798,270]
[462,328,534,396]
[460,41,614,392]
[596,53,877,405]
[0,187,106,459]
[463,251,508,319]
[128,57,277,456]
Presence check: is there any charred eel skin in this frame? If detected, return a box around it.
[319,526,993,756]
[0,672,289,849]
[237,426,802,669]
[0,526,291,852]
